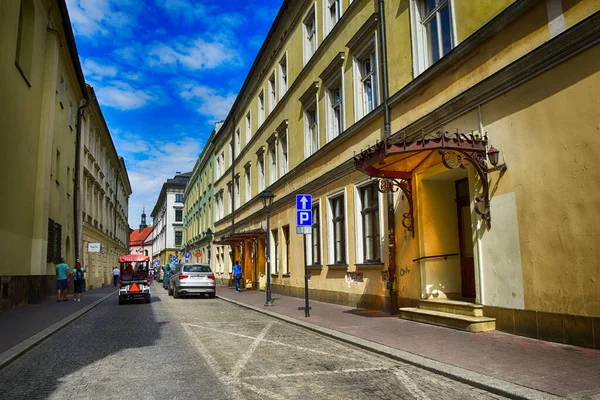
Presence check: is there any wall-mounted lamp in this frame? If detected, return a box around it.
[487,145,507,172]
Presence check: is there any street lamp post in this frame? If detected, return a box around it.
[205,228,213,266]
[259,189,275,306]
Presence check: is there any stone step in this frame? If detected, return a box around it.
[399,307,496,332]
[418,299,484,317]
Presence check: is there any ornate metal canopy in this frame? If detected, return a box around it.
[353,131,497,233]
[213,228,266,245]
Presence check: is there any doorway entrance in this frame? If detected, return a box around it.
[455,179,476,299]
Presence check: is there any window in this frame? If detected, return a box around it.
[279,131,288,177]
[304,101,319,158]
[354,43,379,120]
[279,54,288,99]
[175,209,183,222]
[234,175,240,209]
[55,150,61,183]
[236,128,241,157]
[258,154,265,192]
[271,228,279,274]
[356,183,381,262]
[59,76,65,107]
[411,0,455,74]
[175,194,183,202]
[229,141,233,167]
[175,231,182,246]
[258,90,265,126]
[305,202,322,265]
[246,112,252,145]
[245,165,251,202]
[268,144,277,185]
[303,8,317,65]
[46,219,62,263]
[328,194,346,264]
[326,76,343,142]
[69,101,74,130]
[324,0,341,36]
[221,152,225,173]
[268,72,277,113]
[15,0,35,81]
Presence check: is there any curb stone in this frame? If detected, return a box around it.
[0,290,116,370]
[218,295,562,400]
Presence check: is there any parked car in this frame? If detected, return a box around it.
[171,263,216,298]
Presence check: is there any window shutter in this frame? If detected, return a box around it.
[47,219,55,262]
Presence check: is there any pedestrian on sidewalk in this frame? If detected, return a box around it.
[232,260,243,293]
[73,263,84,302]
[55,258,70,302]
[113,266,120,286]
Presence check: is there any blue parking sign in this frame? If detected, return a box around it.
[296,194,312,229]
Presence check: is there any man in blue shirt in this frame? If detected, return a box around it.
[232,260,243,293]
[55,258,70,302]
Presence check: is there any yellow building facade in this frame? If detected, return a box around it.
[202,0,599,348]
[0,0,131,308]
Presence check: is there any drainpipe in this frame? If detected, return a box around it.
[74,94,94,269]
[230,117,236,234]
[377,0,398,315]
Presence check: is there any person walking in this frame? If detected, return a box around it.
[232,260,243,293]
[113,266,120,287]
[73,263,84,302]
[55,258,70,302]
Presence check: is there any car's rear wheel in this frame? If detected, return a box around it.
[173,287,180,298]
[118,296,124,305]
[168,286,173,296]
[209,292,216,299]
[145,294,151,304]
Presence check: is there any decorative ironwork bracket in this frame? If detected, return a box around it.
[377,178,414,237]
[440,148,494,227]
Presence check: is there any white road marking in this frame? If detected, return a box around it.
[394,368,431,400]
[185,322,382,365]
[230,322,273,378]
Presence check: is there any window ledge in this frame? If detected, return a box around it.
[281,273,291,278]
[307,264,323,269]
[327,263,348,269]
[355,262,385,268]
[271,273,279,277]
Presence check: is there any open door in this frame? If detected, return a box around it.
[456,179,476,299]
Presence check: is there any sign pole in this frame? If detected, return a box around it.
[303,234,310,317]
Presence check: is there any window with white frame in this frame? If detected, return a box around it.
[271,228,279,274]
[354,42,379,120]
[229,142,233,167]
[326,75,343,142]
[234,175,240,209]
[268,143,277,185]
[258,90,265,126]
[245,112,252,145]
[235,128,241,157]
[279,131,288,177]
[324,0,341,36]
[327,193,346,264]
[411,0,455,75]
[279,54,288,99]
[227,182,232,213]
[245,165,251,202]
[305,202,322,265]
[268,72,277,113]
[303,8,317,65]
[216,156,222,178]
[355,182,381,263]
[303,100,319,158]
[258,153,265,192]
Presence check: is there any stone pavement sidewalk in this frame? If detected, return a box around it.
[216,284,600,399]
[0,285,116,362]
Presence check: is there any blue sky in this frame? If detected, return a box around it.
[65,0,282,228]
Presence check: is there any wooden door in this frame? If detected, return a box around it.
[455,179,476,299]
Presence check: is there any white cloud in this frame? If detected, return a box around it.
[178,83,237,122]
[82,59,118,81]
[66,0,138,39]
[95,81,167,110]
[155,0,208,25]
[147,34,242,71]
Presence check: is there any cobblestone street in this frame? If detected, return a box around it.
[0,286,510,400]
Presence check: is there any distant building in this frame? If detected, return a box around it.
[129,209,153,258]
[150,172,191,266]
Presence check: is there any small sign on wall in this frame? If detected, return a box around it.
[88,243,101,253]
